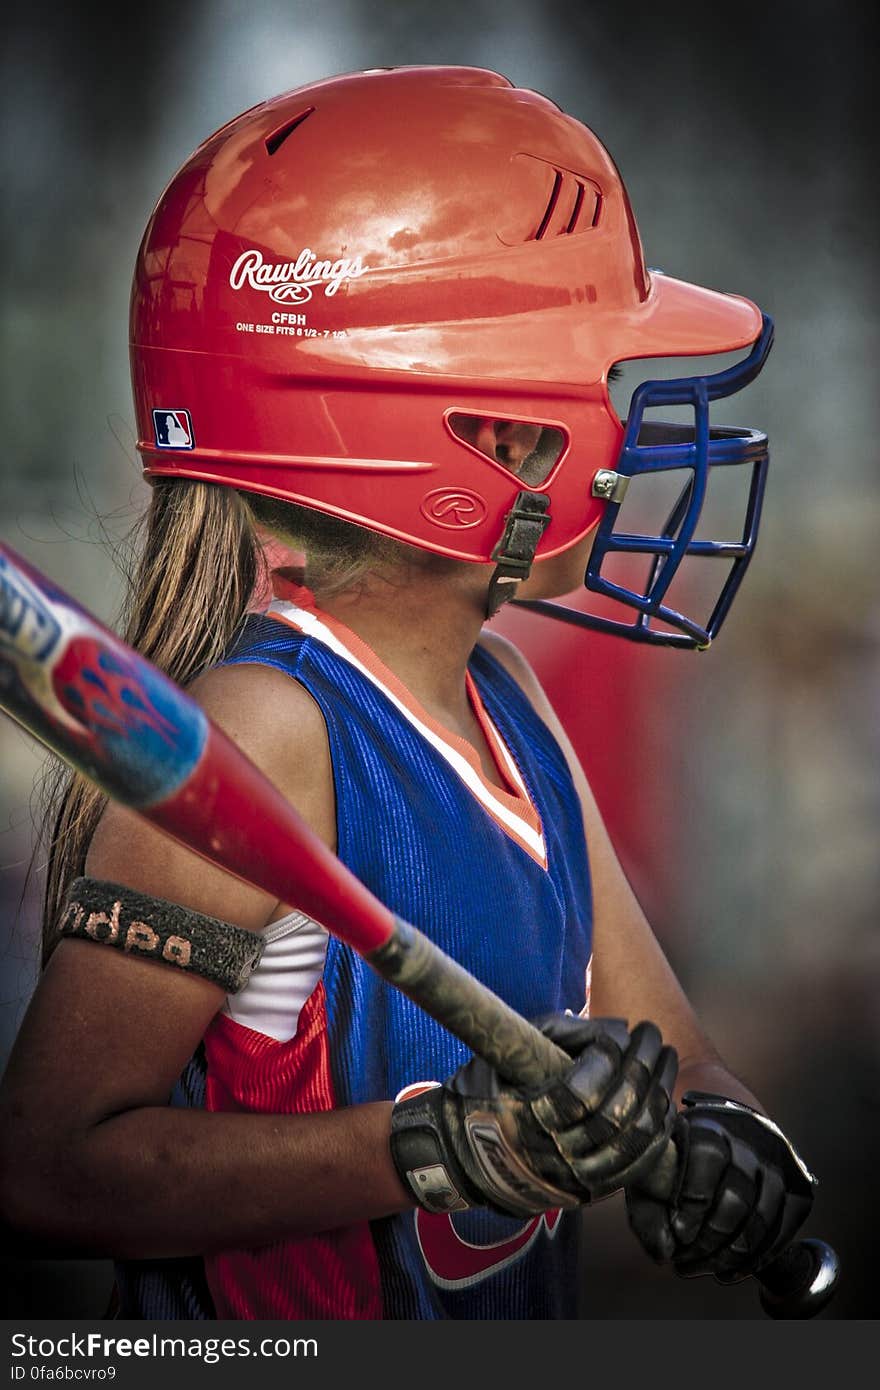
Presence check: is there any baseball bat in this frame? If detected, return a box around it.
[0,540,838,1317]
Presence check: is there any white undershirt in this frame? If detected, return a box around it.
[223,909,329,1043]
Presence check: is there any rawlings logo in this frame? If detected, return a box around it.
[419,489,488,530]
[229,247,368,304]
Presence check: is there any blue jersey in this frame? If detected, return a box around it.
[116,591,593,1319]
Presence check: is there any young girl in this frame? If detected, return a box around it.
[0,66,815,1320]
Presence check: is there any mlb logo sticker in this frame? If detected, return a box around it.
[152,409,194,449]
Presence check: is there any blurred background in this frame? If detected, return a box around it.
[1,0,876,1320]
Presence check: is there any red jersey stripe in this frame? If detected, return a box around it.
[203,982,384,1319]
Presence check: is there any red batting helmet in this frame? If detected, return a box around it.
[130,65,769,645]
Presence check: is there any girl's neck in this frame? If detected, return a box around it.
[314,566,490,726]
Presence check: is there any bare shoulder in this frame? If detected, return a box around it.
[87,658,336,929]
[187,659,330,773]
[187,659,336,841]
[476,626,540,690]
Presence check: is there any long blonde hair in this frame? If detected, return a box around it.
[38,478,434,963]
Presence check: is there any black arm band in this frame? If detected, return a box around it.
[57,877,264,994]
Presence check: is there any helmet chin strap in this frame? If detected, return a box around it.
[485,491,551,619]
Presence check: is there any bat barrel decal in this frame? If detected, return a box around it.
[0,546,207,806]
[0,540,839,1317]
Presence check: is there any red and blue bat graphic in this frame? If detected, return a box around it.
[2,554,203,802]
[0,540,839,1318]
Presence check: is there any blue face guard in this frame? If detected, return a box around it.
[514,314,774,649]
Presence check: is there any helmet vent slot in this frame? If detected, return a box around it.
[533,172,600,239]
[535,171,563,239]
[265,106,315,156]
[499,155,601,245]
[565,182,586,235]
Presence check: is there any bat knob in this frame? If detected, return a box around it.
[758,1238,840,1319]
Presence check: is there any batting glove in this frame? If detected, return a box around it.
[390,1014,678,1217]
[626,1091,817,1281]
